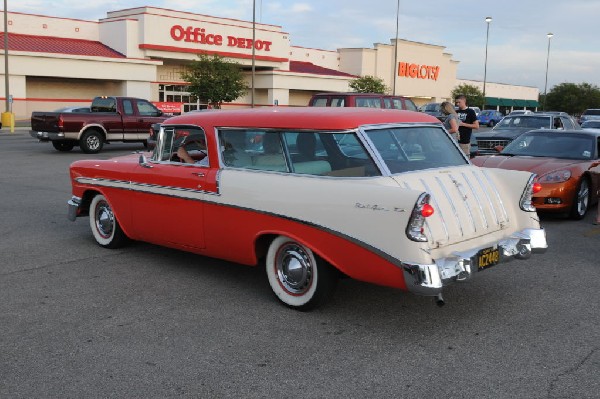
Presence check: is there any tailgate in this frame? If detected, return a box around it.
[392,166,511,248]
[31,112,61,132]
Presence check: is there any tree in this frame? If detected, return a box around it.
[181,54,248,109]
[349,75,388,94]
[451,84,484,109]
[544,82,600,115]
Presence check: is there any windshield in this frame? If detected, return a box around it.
[364,126,468,173]
[502,133,594,160]
[495,116,550,129]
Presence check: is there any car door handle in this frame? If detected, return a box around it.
[192,172,205,177]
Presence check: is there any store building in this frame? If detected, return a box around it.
[0,6,538,121]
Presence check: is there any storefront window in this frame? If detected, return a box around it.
[159,84,207,113]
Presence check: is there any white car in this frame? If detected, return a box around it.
[68,107,548,310]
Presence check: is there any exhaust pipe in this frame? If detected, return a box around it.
[434,293,445,307]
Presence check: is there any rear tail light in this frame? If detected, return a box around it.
[58,114,64,129]
[520,175,539,212]
[406,193,434,242]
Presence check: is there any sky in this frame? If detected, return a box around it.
[9,0,600,92]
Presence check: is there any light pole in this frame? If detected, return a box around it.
[543,32,553,111]
[3,0,9,112]
[392,0,400,95]
[482,16,492,110]
[251,0,256,108]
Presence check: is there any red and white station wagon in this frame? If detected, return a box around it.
[68,107,547,310]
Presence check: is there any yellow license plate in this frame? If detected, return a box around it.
[477,247,500,271]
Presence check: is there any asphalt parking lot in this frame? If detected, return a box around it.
[1,128,599,399]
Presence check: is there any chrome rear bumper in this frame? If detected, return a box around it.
[402,228,547,296]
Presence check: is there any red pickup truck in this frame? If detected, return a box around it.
[30,96,169,153]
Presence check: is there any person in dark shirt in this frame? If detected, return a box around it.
[455,94,479,155]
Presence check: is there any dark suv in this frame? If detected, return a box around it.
[474,112,580,154]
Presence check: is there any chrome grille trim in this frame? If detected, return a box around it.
[477,139,510,150]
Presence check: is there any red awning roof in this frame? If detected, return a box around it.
[289,61,355,78]
[0,33,125,58]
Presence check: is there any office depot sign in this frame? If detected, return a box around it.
[398,62,440,81]
[170,25,273,51]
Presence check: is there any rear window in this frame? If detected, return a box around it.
[91,97,116,112]
[364,126,467,173]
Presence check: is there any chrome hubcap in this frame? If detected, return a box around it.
[87,135,100,150]
[95,200,114,238]
[276,243,313,295]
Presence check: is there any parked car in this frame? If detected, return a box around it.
[469,106,481,116]
[420,102,446,122]
[30,96,168,153]
[581,120,600,130]
[67,107,547,310]
[53,106,92,113]
[478,110,504,127]
[308,93,417,111]
[509,110,533,116]
[472,129,600,219]
[578,109,600,125]
[474,113,580,154]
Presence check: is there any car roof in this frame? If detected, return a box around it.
[311,93,408,98]
[163,107,440,130]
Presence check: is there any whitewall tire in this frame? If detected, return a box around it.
[89,194,128,248]
[266,236,337,310]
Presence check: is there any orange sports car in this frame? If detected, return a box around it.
[471,129,600,219]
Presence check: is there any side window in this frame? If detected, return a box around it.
[220,130,253,168]
[153,127,208,166]
[330,97,345,107]
[122,100,134,116]
[356,97,382,108]
[251,132,288,172]
[383,98,392,109]
[137,100,161,116]
[311,98,328,107]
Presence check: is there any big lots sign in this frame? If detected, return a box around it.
[398,62,440,81]
[170,25,273,51]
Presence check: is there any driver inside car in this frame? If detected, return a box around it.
[175,133,209,166]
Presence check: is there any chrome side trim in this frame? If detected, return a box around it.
[435,176,465,237]
[481,169,510,223]
[450,173,477,233]
[461,171,489,229]
[471,170,501,225]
